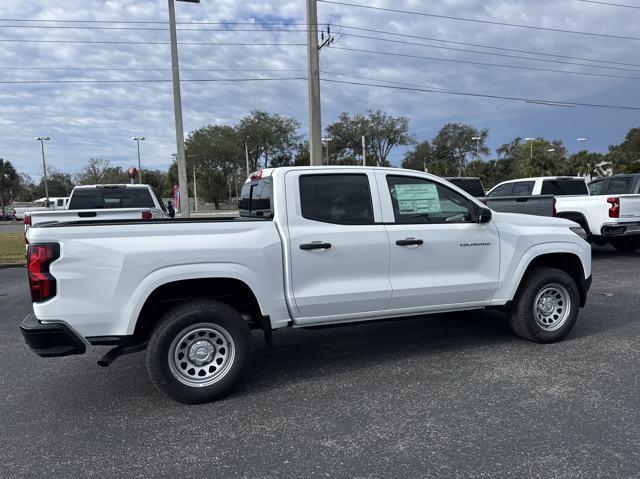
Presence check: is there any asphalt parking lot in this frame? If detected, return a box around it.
[1,247,639,478]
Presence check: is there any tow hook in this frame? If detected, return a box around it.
[97,342,147,367]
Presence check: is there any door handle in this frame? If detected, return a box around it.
[300,242,332,251]
[396,238,424,246]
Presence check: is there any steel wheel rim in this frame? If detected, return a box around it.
[168,323,235,388]
[533,283,571,332]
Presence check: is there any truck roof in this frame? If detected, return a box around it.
[73,184,153,190]
[246,166,448,183]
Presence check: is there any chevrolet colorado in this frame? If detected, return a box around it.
[21,167,592,403]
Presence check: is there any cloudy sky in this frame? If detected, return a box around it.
[1,0,639,180]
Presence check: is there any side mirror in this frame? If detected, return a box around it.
[476,206,492,224]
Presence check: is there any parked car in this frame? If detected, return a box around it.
[13,197,69,220]
[25,184,168,229]
[488,176,640,252]
[447,176,554,217]
[21,167,592,403]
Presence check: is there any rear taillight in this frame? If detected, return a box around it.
[250,170,263,181]
[607,197,620,218]
[28,244,60,302]
[552,197,557,217]
[24,214,31,226]
[141,210,152,220]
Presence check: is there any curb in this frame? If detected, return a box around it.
[0,263,25,269]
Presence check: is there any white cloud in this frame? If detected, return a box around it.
[0,0,637,178]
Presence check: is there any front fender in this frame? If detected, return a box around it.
[491,241,591,305]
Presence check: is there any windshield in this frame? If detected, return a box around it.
[68,187,155,209]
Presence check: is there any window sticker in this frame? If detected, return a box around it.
[395,183,441,214]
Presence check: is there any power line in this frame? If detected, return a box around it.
[334,24,640,68]
[0,24,309,32]
[338,32,640,73]
[320,78,640,110]
[0,39,305,46]
[318,0,640,41]
[0,67,306,72]
[330,46,640,81]
[0,18,316,25]
[576,0,640,8]
[0,77,307,84]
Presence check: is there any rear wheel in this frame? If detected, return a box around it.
[508,267,580,343]
[611,237,640,253]
[146,300,252,404]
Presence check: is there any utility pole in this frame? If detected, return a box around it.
[245,142,250,177]
[168,0,197,217]
[131,136,145,183]
[306,0,323,166]
[362,135,366,166]
[35,137,50,204]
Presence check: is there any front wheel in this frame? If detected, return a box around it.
[146,300,252,404]
[611,237,640,253]
[508,267,580,343]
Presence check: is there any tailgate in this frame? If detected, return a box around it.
[620,196,640,219]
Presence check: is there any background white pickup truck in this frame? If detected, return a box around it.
[21,167,592,403]
[488,176,640,252]
[25,184,168,229]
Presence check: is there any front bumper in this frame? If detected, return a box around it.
[601,222,640,237]
[580,275,593,308]
[20,313,86,357]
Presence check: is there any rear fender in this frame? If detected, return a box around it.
[124,263,289,334]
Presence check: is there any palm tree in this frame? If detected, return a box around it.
[0,158,19,217]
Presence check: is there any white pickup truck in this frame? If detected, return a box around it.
[488,176,640,252]
[21,167,592,404]
[25,184,168,229]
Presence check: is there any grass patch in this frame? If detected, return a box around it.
[0,233,25,264]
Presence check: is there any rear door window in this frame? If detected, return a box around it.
[487,183,514,197]
[68,187,155,209]
[448,179,485,197]
[588,179,606,196]
[541,179,588,196]
[511,181,535,196]
[606,177,633,194]
[299,174,373,225]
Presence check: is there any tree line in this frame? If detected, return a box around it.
[1,111,639,212]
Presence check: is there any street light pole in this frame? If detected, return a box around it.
[35,136,50,204]
[322,138,331,165]
[193,166,198,212]
[525,137,535,162]
[577,137,587,152]
[472,136,481,163]
[131,136,145,183]
[245,142,250,177]
[168,0,199,217]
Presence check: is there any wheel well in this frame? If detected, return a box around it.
[134,278,263,341]
[555,212,590,234]
[521,253,587,306]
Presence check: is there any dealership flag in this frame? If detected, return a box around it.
[172,184,181,211]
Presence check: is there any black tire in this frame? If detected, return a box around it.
[146,300,252,404]
[611,237,640,253]
[508,267,580,343]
